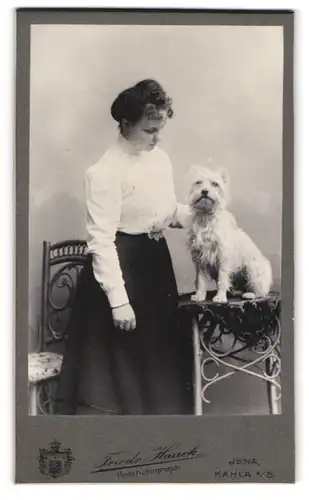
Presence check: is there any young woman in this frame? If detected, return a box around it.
[54,79,193,415]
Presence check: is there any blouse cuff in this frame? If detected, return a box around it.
[104,285,130,309]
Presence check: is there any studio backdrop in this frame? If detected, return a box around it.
[28,24,283,414]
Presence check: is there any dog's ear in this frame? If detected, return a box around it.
[218,167,230,185]
[187,164,212,178]
[186,164,204,183]
[187,164,205,175]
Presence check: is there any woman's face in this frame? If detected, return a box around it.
[124,109,168,152]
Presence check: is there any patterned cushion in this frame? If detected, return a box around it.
[28,352,63,383]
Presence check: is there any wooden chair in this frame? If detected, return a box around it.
[28,240,88,415]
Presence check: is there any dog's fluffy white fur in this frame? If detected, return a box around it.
[187,165,272,303]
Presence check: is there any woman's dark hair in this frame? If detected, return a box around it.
[111,79,174,128]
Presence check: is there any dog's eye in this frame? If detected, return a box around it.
[195,181,202,186]
[211,181,219,187]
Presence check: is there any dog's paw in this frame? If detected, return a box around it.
[191,292,206,302]
[212,293,227,303]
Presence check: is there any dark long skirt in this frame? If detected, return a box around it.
[54,232,193,415]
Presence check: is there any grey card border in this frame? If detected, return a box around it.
[15,9,294,483]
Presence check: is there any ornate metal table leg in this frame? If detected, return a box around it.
[265,353,281,415]
[198,305,281,414]
[192,315,203,415]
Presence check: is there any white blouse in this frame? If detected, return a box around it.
[85,134,191,308]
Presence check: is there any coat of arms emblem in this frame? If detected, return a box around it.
[38,439,74,479]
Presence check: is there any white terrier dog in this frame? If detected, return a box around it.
[187,165,272,303]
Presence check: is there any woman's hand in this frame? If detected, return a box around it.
[112,303,136,331]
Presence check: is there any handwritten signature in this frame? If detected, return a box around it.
[91,442,205,474]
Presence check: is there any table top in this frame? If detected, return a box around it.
[177,291,280,313]
[177,291,280,342]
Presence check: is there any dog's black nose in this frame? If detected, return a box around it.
[201,189,209,196]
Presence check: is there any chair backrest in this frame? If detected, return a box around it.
[40,240,88,350]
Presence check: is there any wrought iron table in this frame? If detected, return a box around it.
[178,291,281,415]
